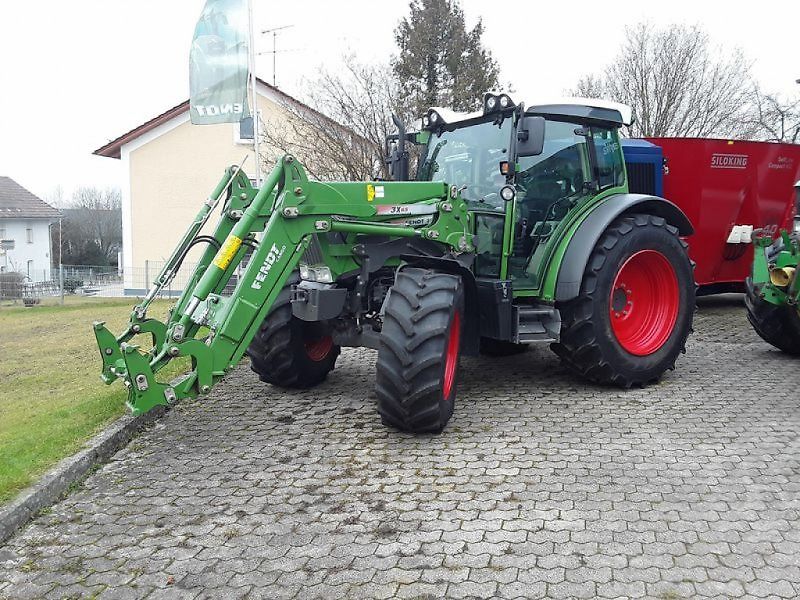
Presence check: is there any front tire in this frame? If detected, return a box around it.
[552,214,695,387]
[745,278,800,354]
[247,281,340,388]
[376,268,464,433]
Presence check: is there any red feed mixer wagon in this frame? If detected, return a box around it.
[622,138,800,293]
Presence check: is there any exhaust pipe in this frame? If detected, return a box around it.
[770,266,796,287]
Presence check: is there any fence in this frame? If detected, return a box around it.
[1,260,244,301]
[124,260,242,297]
[0,271,62,301]
[54,265,121,286]
[1,265,121,301]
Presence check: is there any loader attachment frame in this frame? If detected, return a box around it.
[95,155,474,414]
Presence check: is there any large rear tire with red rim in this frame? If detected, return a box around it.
[247,279,340,389]
[376,268,464,433]
[552,214,695,387]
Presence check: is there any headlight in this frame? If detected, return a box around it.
[422,115,430,128]
[429,111,439,123]
[298,264,333,283]
[314,266,333,283]
[500,185,516,202]
[484,92,514,113]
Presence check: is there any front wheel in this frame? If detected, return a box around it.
[744,278,800,354]
[375,268,464,433]
[247,281,340,388]
[552,214,695,387]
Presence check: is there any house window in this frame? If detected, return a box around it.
[237,116,254,143]
[26,227,33,243]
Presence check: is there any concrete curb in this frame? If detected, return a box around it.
[0,406,166,545]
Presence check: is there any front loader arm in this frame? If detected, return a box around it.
[94,155,474,415]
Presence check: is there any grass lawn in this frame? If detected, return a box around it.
[0,296,175,504]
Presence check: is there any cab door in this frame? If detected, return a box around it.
[506,120,593,290]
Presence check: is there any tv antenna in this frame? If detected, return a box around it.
[260,25,297,87]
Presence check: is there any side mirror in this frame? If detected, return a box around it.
[385,113,409,181]
[517,115,545,157]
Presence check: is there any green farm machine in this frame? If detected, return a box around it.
[746,191,800,353]
[94,94,696,433]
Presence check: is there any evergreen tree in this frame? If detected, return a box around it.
[393,0,499,116]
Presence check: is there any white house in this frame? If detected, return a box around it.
[0,177,60,282]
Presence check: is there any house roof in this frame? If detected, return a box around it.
[93,78,336,159]
[0,177,61,219]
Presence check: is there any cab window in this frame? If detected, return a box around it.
[591,127,625,190]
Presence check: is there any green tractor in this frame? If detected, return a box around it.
[94,93,696,433]
[746,184,800,353]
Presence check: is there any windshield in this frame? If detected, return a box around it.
[417,118,512,212]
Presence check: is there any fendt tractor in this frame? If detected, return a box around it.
[746,183,800,353]
[94,93,696,433]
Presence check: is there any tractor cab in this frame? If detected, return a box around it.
[416,94,630,290]
[389,94,630,292]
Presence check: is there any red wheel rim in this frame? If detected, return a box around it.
[443,311,461,399]
[305,336,333,361]
[609,250,679,356]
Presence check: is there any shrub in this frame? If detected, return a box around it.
[63,278,84,294]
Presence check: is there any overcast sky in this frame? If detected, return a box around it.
[1,0,798,201]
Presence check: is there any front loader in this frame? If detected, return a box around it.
[95,93,696,433]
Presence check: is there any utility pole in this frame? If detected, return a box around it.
[260,25,294,87]
[247,0,261,186]
[59,217,63,305]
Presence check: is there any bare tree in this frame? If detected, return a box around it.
[742,87,800,143]
[571,74,605,100]
[260,56,407,181]
[571,23,755,138]
[45,184,66,208]
[57,187,122,265]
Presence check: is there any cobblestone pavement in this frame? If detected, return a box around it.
[3,296,800,599]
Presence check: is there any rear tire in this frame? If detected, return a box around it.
[247,280,340,388]
[745,278,800,355]
[376,268,464,433]
[552,214,695,387]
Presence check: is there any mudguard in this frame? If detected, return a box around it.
[555,194,694,302]
[398,255,481,356]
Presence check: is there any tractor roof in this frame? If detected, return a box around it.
[525,98,633,127]
[420,96,633,131]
